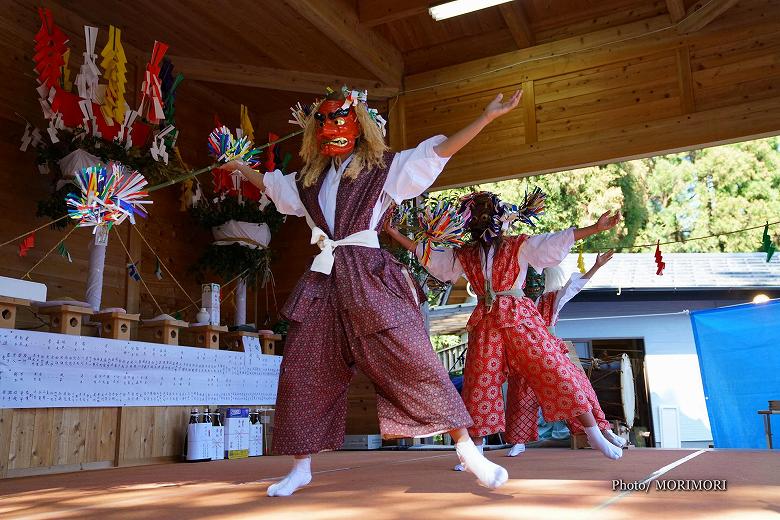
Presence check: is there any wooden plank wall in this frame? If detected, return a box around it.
[403,0,780,188]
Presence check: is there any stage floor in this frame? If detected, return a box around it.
[1,448,778,519]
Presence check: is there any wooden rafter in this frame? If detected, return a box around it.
[676,0,741,33]
[665,0,687,22]
[284,0,404,87]
[169,56,399,98]
[358,0,430,27]
[499,2,534,49]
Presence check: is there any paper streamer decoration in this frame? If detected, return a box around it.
[66,164,152,230]
[18,234,35,257]
[159,58,183,126]
[60,49,72,91]
[75,26,100,102]
[413,199,470,266]
[33,7,68,89]
[577,245,586,274]
[760,222,776,262]
[138,41,169,124]
[99,25,128,124]
[127,262,141,281]
[655,240,665,276]
[58,148,102,179]
[240,105,254,142]
[207,126,261,167]
[155,258,163,280]
[57,242,72,262]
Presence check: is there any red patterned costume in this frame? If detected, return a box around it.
[419,232,609,442]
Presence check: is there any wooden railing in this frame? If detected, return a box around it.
[436,342,467,373]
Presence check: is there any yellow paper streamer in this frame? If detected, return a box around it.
[577,244,586,274]
[240,105,254,142]
[60,49,72,91]
[99,25,128,124]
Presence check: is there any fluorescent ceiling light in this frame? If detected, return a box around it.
[429,0,514,21]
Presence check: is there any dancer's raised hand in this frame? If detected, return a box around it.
[482,90,523,122]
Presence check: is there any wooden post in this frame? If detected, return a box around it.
[0,296,31,330]
[186,324,228,349]
[93,311,140,340]
[34,304,94,335]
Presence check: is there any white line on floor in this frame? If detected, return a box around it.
[591,449,707,512]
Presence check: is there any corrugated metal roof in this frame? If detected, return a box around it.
[559,252,780,290]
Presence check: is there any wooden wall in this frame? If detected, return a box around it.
[403,0,780,188]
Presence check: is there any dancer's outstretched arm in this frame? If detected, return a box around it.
[573,210,621,240]
[433,90,522,158]
[583,250,614,279]
[384,220,416,252]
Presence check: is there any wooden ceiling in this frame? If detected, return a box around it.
[13,0,706,110]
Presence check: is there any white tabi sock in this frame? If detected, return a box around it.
[267,457,312,497]
[507,443,526,457]
[584,426,623,460]
[604,429,628,448]
[455,439,509,489]
[453,443,482,471]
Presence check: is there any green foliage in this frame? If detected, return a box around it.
[191,243,272,283]
[437,136,780,253]
[431,334,462,352]
[190,197,286,233]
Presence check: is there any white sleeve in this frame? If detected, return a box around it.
[262,169,306,218]
[414,244,465,283]
[553,273,588,316]
[383,135,450,204]
[520,228,575,271]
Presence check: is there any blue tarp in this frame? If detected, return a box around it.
[690,300,780,448]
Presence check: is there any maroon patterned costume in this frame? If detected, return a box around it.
[272,152,472,455]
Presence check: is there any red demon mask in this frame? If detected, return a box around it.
[314,99,360,157]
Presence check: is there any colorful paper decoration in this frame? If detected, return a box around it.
[413,199,470,266]
[138,41,169,124]
[207,126,261,167]
[18,234,35,257]
[240,105,254,142]
[33,8,68,90]
[57,241,72,262]
[99,26,128,124]
[655,240,665,276]
[75,26,100,102]
[760,222,776,262]
[159,58,183,126]
[577,245,586,274]
[66,164,152,230]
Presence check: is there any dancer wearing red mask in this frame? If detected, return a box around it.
[226,87,522,496]
[386,192,625,468]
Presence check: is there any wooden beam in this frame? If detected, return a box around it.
[170,56,399,98]
[676,0,741,33]
[676,45,696,114]
[359,0,430,27]
[499,2,534,49]
[284,0,404,87]
[521,81,537,144]
[666,0,686,22]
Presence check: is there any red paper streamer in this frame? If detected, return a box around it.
[655,240,665,276]
[18,233,35,257]
[33,8,68,89]
[265,132,279,172]
[138,41,169,124]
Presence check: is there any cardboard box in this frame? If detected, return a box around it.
[223,407,249,459]
[342,434,382,450]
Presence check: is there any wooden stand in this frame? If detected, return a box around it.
[222,330,259,352]
[93,311,140,340]
[0,296,31,329]
[34,304,93,335]
[259,333,282,355]
[186,324,228,349]
[139,318,189,346]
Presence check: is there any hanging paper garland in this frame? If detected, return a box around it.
[99,25,128,125]
[654,240,665,275]
[127,262,141,281]
[760,222,776,262]
[18,234,35,257]
[240,105,254,142]
[155,258,163,280]
[159,57,183,128]
[57,241,72,262]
